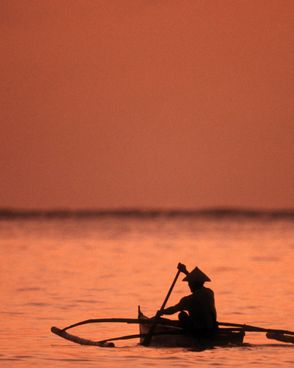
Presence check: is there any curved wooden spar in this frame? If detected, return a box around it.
[62,317,180,331]
[61,318,294,337]
[63,318,143,331]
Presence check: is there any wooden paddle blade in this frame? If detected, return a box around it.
[266,332,294,344]
[51,327,115,347]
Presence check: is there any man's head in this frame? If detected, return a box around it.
[188,280,204,292]
[183,266,211,291]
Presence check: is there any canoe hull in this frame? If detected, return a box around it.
[138,308,245,348]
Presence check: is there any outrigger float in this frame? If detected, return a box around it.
[51,265,294,348]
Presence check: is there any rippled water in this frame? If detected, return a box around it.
[0,216,293,367]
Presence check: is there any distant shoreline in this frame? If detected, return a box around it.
[0,207,293,220]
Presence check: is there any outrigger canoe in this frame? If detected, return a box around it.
[51,264,294,348]
[138,307,245,348]
[51,307,293,348]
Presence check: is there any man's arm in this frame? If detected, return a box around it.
[160,302,182,315]
[159,295,190,316]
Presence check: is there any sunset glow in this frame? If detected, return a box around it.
[1,1,293,209]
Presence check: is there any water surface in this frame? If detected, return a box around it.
[0,215,293,366]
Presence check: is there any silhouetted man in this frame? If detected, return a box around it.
[159,263,217,336]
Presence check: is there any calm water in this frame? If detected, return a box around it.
[0,215,293,367]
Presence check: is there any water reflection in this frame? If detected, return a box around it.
[0,217,293,367]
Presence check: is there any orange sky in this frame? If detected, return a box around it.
[1,0,293,209]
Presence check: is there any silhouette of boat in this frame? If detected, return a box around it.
[138,307,245,348]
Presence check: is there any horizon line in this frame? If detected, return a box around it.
[0,206,294,219]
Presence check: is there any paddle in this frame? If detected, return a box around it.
[141,263,183,346]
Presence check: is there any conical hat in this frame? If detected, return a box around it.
[183,267,211,283]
